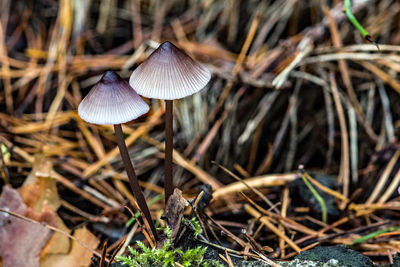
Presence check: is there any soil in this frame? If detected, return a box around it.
[111,226,400,267]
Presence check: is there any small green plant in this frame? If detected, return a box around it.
[299,169,328,224]
[182,216,202,237]
[344,0,378,48]
[116,226,223,267]
[180,246,207,266]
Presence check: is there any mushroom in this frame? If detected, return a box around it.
[78,70,158,241]
[129,41,211,203]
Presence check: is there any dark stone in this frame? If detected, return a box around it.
[295,245,373,267]
[392,253,400,267]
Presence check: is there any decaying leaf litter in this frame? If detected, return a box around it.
[0,0,400,266]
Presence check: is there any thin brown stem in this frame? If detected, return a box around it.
[114,124,158,241]
[164,100,174,204]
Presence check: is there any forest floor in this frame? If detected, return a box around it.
[0,0,400,266]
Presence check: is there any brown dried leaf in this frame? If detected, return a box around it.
[40,227,100,267]
[41,216,71,255]
[162,189,188,241]
[0,185,54,267]
[19,155,71,255]
[19,155,60,211]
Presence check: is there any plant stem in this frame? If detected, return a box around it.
[301,171,327,224]
[164,100,174,204]
[344,0,378,49]
[114,124,158,241]
[344,0,369,38]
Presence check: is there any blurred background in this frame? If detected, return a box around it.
[1,0,400,264]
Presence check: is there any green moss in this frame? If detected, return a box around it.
[116,226,223,267]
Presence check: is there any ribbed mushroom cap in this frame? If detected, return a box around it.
[78,71,149,125]
[129,41,211,100]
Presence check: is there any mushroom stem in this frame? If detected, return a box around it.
[164,100,174,204]
[114,123,158,241]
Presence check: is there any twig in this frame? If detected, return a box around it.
[329,72,350,204]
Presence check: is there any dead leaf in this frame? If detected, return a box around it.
[41,227,100,267]
[20,155,60,211]
[41,216,71,255]
[0,185,54,267]
[161,189,188,241]
[20,155,70,255]
[14,155,100,266]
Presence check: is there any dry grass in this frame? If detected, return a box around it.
[1,0,400,264]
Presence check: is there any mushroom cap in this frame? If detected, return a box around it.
[129,41,211,100]
[78,71,150,125]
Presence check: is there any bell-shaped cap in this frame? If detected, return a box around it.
[129,41,211,100]
[78,71,150,125]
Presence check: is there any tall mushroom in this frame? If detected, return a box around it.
[129,41,211,204]
[78,70,158,241]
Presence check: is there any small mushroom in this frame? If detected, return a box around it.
[129,41,211,203]
[78,70,158,241]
